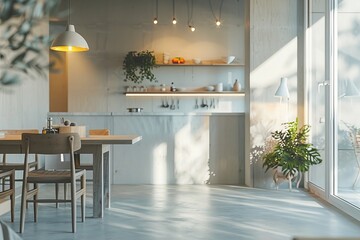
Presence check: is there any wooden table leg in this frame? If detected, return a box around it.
[103,145,111,209]
[92,145,104,218]
[77,144,111,218]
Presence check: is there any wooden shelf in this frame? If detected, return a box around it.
[156,63,244,67]
[125,91,245,97]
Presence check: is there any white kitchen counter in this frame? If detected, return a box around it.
[48,112,245,185]
[49,112,245,116]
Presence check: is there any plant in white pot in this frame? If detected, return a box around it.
[262,118,322,190]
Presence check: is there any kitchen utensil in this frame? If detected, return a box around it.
[215,83,223,92]
[127,108,143,113]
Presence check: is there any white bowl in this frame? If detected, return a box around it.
[206,85,215,91]
[193,58,201,64]
[226,56,236,64]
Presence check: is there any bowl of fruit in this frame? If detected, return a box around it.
[172,57,185,64]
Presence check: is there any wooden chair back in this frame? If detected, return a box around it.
[89,129,110,136]
[21,133,81,155]
[2,129,39,135]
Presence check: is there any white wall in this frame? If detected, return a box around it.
[51,0,246,114]
[248,0,301,189]
[48,0,246,185]
[49,0,307,188]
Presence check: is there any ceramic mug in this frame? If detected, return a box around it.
[215,83,223,92]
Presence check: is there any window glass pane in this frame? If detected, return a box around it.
[309,0,326,189]
[336,0,360,206]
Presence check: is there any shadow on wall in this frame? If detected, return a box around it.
[173,117,210,184]
[150,116,210,184]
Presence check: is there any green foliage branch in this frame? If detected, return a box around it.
[122,50,157,84]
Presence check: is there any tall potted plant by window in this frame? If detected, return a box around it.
[123,50,157,84]
[263,118,322,190]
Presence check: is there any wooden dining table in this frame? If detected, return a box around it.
[0,134,142,218]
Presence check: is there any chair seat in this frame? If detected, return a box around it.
[27,169,85,183]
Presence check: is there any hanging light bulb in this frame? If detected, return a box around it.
[216,19,221,26]
[153,18,158,24]
[172,17,177,25]
[189,25,196,32]
[50,0,89,52]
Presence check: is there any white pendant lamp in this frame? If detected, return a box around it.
[50,0,89,52]
[275,77,290,99]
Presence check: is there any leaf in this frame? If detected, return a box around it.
[0,72,21,85]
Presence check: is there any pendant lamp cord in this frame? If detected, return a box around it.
[173,0,175,19]
[187,0,193,26]
[209,0,224,22]
[155,0,158,18]
[68,0,71,25]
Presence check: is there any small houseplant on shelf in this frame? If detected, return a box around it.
[262,118,322,190]
[123,50,157,84]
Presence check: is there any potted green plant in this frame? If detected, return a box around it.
[123,50,157,84]
[263,118,322,190]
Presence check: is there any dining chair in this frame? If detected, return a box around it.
[74,129,110,171]
[0,129,39,189]
[62,129,109,205]
[19,133,86,233]
[0,170,15,222]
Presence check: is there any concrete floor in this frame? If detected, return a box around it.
[2,185,360,240]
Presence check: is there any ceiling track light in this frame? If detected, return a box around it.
[209,0,224,27]
[50,0,89,52]
[154,0,159,24]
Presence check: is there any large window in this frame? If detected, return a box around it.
[309,0,360,221]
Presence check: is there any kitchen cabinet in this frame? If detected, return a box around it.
[47,112,245,185]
